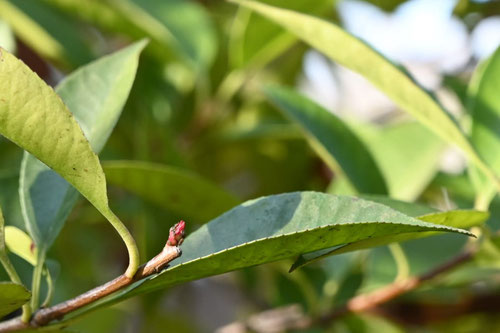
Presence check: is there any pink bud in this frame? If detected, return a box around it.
[168,220,186,246]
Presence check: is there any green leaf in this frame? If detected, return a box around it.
[0,282,30,318]
[290,206,487,271]
[230,0,498,188]
[0,46,100,226]
[0,171,24,231]
[358,195,437,217]
[18,40,146,251]
[130,0,217,71]
[103,161,240,222]
[228,0,331,69]
[122,192,472,297]
[352,121,444,201]
[265,85,387,194]
[44,0,214,72]
[470,46,500,171]
[0,205,5,255]
[334,262,364,306]
[469,46,500,206]
[0,205,24,288]
[0,0,93,68]
[3,225,59,308]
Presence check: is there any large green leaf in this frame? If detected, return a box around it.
[230,0,498,188]
[0,46,102,226]
[291,203,487,271]
[469,46,500,206]
[0,282,30,318]
[121,192,472,297]
[0,0,93,68]
[103,161,240,222]
[17,41,146,252]
[265,85,387,194]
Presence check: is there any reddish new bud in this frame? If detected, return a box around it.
[167,220,186,246]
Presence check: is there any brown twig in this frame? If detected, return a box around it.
[0,221,186,332]
[217,249,475,332]
[316,249,475,326]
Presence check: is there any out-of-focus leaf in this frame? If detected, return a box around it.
[116,192,472,299]
[352,121,444,201]
[0,282,30,317]
[229,0,332,69]
[4,226,36,266]
[291,208,486,271]
[341,313,405,333]
[0,202,24,287]
[0,0,93,67]
[0,19,15,53]
[231,0,498,188]
[130,0,217,71]
[265,85,387,194]
[432,172,476,203]
[0,171,24,231]
[334,263,364,306]
[45,0,216,72]
[42,0,148,41]
[17,329,75,333]
[18,40,146,251]
[0,205,5,256]
[469,46,500,206]
[103,160,240,222]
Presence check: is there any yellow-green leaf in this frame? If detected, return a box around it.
[19,40,147,250]
[0,47,106,213]
[0,47,139,276]
[0,282,30,318]
[4,226,37,266]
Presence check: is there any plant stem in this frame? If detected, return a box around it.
[221,248,477,332]
[0,241,182,332]
[30,251,46,311]
[0,253,21,285]
[316,249,475,326]
[388,243,410,282]
[41,266,54,308]
[103,209,140,278]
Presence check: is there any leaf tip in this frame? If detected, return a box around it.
[288,255,305,273]
[134,38,150,52]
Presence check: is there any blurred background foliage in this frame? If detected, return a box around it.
[1,0,500,332]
